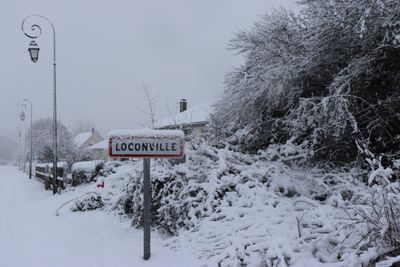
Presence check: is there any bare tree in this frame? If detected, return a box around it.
[139,84,159,129]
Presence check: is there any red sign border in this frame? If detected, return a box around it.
[109,135,185,158]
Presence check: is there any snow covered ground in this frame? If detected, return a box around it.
[1,152,397,267]
[0,166,202,267]
[98,144,399,267]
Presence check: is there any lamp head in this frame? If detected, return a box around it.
[27,40,39,63]
[20,111,25,121]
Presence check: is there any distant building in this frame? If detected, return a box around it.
[85,139,110,161]
[74,128,104,151]
[156,99,216,137]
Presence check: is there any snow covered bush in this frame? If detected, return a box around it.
[97,160,123,177]
[112,140,388,266]
[353,185,400,252]
[337,158,400,266]
[70,192,104,212]
[211,0,400,165]
[71,160,104,186]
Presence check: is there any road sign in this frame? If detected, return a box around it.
[108,129,185,260]
[109,130,184,158]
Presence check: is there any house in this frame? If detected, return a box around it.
[85,139,111,161]
[156,99,216,137]
[74,128,104,151]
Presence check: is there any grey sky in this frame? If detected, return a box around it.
[0,0,297,140]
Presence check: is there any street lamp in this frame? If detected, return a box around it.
[19,99,33,179]
[17,103,27,172]
[22,15,58,194]
[16,126,23,169]
[18,111,26,172]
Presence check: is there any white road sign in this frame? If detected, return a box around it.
[109,129,185,158]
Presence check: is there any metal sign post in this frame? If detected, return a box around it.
[109,129,185,260]
[143,158,151,260]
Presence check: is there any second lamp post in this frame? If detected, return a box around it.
[19,99,33,179]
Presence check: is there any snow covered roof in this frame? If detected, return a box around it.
[74,132,92,147]
[86,139,108,150]
[155,99,216,129]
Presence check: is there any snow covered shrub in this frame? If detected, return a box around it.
[211,0,400,165]
[288,96,359,163]
[117,164,188,232]
[97,160,123,177]
[115,142,233,232]
[339,183,400,267]
[118,141,334,233]
[71,192,104,212]
[356,141,398,185]
[349,184,400,263]
[71,160,104,186]
[113,140,375,265]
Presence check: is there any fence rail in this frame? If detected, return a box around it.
[34,163,67,191]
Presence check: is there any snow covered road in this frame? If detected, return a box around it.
[0,166,201,267]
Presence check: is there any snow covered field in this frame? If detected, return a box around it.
[0,166,202,267]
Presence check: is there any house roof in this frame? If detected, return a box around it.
[74,131,92,147]
[86,139,108,150]
[156,99,216,129]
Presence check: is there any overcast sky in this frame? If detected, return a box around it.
[0,0,297,140]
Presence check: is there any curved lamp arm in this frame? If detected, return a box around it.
[21,15,56,63]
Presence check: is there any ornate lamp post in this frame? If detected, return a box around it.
[16,125,23,169]
[17,103,27,172]
[19,100,33,179]
[22,15,58,193]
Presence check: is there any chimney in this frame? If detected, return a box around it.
[179,99,187,113]
[91,128,94,134]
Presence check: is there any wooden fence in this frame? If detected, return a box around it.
[35,163,67,190]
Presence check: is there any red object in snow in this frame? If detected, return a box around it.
[97,180,104,188]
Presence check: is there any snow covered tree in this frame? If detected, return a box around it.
[27,118,78,165]
[211,8,305,152]
[293,0,400,162]
[212,0,400,164]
